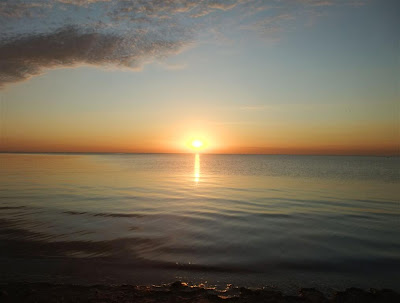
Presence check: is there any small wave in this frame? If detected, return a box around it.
[63,211,144,218]
[0,206,27,210]
[0,221,157,259]
[257,213,292,218]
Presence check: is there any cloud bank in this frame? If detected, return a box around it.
[0,26,187,87]
[0,0,366,88]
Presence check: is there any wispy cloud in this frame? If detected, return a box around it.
[158,62,188,71]
[0,0,368,88]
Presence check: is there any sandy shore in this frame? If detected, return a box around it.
[0,281,399,302]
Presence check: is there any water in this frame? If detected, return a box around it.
[0,153,399,292]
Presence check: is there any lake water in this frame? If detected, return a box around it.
[0,153,399,292]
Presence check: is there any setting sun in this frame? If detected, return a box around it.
[184,135,210,153]
[191,139,204,149]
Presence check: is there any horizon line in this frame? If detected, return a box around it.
[0,151,398,157]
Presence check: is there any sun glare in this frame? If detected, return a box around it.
[191,139,204,149]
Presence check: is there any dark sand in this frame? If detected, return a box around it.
[0,281,399,302]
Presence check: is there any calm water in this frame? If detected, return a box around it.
[0,153,399,292]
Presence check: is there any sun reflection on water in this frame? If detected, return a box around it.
[194,153,200,183]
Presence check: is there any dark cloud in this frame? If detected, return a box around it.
[0,0,368,88]
[0,26,188,87]
[0,0,244,88]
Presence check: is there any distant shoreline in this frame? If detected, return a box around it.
[0,281,399,302]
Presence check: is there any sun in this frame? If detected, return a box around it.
[191,139,204,149]
[185,137,208,152]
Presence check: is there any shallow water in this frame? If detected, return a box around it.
[0,153,399,292]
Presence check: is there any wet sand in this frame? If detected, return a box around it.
[0,281,399,302]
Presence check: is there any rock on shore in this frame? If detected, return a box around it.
[0,281,399,302]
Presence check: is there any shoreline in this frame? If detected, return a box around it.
[0,281,399,302]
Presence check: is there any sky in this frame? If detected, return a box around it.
[0,0,399,155]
